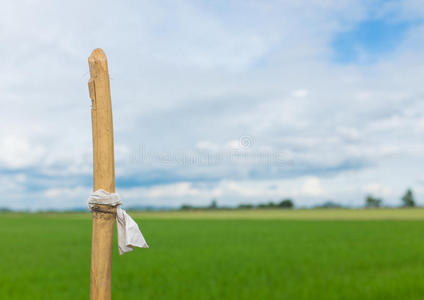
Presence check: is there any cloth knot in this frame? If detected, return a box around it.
[88,189,149,254]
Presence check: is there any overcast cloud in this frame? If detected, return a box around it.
[1,0,424,210]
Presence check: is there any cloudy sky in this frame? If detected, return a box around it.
[1,0,424,210]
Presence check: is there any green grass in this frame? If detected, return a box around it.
[129,207,424,220]
[1,210,424,299]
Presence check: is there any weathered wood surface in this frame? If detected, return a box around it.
[88,48,116,300]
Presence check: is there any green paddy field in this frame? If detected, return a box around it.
[1,209,424,299]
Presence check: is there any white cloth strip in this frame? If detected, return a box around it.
[87,189,122,210]
[88,189,149,255]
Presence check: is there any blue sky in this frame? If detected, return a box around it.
[332,19,413,63]
[1,0,424,210]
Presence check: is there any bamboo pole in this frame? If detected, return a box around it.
[88,48,116,300]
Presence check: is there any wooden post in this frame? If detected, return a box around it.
[88,48,116,300]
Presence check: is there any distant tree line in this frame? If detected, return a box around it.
[180,188,419,211]
[313,201,344,209]
[365,188,416,208]
[239,199,294,209]
[180,198,295,210]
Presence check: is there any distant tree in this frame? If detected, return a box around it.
[267,201,276,208]
[401,189,415,207]
[209,199,218,209]
[238,203,254,209]
[314,201,343,209]
[180,204,193,210]
[365,195,382,208]
[278,199,294,209]
[256,201,275,208]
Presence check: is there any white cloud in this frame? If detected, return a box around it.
[363,183,393,198]
[301,177,324,197]
[291,89,309,98]
[0,136,45,168]
[1,0,424,209]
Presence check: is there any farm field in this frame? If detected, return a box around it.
[1,209,424,299]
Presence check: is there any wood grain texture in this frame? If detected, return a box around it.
[88,48,116,300]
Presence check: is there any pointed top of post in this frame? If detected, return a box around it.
[88,48,109,79]
[89,48,107,63]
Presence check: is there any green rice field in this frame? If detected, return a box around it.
[1,209,424,299]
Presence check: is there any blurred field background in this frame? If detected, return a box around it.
[1,209,424,300]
